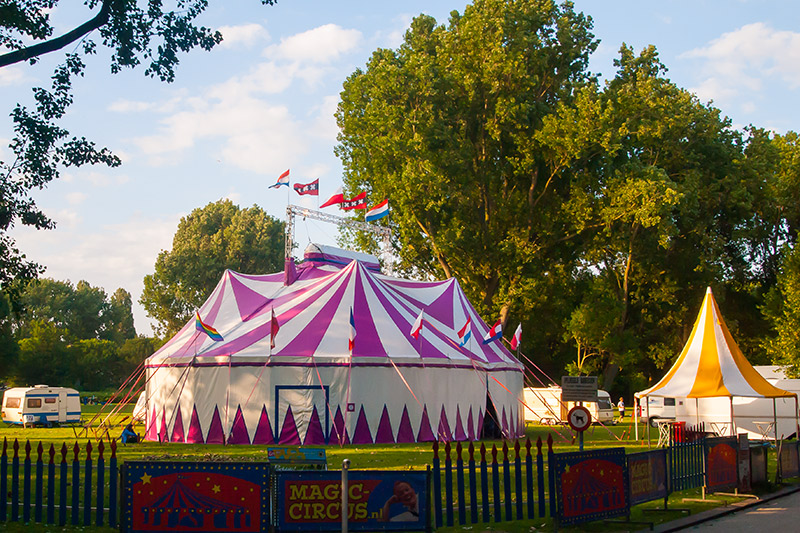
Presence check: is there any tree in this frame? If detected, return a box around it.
[762,245,800,377]
[141,199,285,337]
[336,0,598,328]
[0,0,276,292]
[14,278,135,343]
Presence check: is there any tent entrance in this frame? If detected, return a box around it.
[274,385,330,443]
[482,393,502,439]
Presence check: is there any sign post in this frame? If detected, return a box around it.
[568,406,592,451]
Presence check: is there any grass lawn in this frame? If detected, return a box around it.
[0,406,793,532]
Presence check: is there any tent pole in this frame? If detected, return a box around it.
[729,397,735,436]
[773,398,779,443]
[646,399,651,449]
[634,397,639,441]
[795,396,799,441]
[695,398,699,426]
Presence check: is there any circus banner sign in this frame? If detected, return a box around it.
[705,437,738,492]
[627,449,668,506]
[553,447,629,526]
[121,461,270,533]
[276,470,428,531]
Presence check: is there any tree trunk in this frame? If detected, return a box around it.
[601,362,620,392]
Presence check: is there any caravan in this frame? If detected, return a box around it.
[1,385,81,427]
[523,387,615,425]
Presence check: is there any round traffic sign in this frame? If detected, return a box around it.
[567,405,591,432]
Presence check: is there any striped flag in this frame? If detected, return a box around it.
[365,199,389,222]
[458,317,472,347]
[293,179,319,196]
[349,307,356,353]
[482,319,503,345]
[509,323,522,351]
[195,311,223,341]
[320,186,344,208]
[269,169,290,189]
[270,308,280,349]
[410,310,424,340]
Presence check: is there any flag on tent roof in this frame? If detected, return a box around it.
[293,179,319,196]
[269,169,290,189]
[509,323,522,351]
[349,307,356,353]
[366,199,389,222]
[342,191,367,210]
[482,319,502,345]
[458,317,472,347]
[410,310,424,340]
[270,308,280,349]
[320,186,344,208]
[195,311,223,341]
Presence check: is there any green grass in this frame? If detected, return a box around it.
[0,408,794,532]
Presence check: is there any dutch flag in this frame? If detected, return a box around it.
[458,317,472,347]
[269,169,290,189]
[482,319,503,345]
[366,199,389,222]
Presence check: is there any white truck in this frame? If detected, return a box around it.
[522,387,616,425]
[1,385,81,427]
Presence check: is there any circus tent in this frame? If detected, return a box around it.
[143,245,525,445]
[635,287,798,440]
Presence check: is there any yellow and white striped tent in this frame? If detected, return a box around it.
[636,287,797,439]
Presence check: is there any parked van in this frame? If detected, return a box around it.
[639,396,680,427]
[1,385,81,426]
[523,387,616,425]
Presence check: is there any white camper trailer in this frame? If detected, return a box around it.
[1,385,81,426]
[523,387,615,425]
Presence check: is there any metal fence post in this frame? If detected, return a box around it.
[341,458,350,533]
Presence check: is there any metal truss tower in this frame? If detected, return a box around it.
[285,205,393,274]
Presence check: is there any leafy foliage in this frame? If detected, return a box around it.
[141,199,285,337]
[0,0,276,292]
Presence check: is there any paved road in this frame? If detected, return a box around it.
[683,489,800,531]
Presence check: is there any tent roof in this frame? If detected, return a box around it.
[148,250,522,370]
[637,287,795,399]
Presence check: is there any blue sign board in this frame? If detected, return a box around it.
[553,447,629,526]
[627,449,668,505]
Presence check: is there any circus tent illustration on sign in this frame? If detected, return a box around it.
[143,244,524,445]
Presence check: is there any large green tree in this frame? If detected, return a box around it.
[540,45,758,390]
[14,278,135,343]
[0,0,276,292]
[336,0,598,333]
[141,199,285,337]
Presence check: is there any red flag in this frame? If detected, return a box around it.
[271,308,280,349]
[341,191,367,210]
[320,186,344,208]
[293,179,319,196]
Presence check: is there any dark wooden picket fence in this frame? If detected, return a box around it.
[431,435,556,528]
[0,437,118,528]
[668,422,706,491]
[431,424,715,528]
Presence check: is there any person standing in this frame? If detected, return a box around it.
[617,397,625,421]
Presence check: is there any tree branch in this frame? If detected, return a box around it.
[0,0,114,69]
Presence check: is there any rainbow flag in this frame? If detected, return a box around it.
[195,311,224,341]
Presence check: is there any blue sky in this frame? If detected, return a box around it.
[1,0,799,335]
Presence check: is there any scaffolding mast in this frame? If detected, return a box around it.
[285,205,393,274]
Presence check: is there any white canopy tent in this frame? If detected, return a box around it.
[635,287,798,442]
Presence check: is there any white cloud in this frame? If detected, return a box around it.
[11,213,181,335]
[0,66,26,87]
[66,192,87,205]
[682,23,800,106]
[218,23,269,49]
[267,24,362,64]
[311,94,341,142]
[108,99,155,113]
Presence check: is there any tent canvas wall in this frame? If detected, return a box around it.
[635,287,798,441]
[143,245,524,445]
